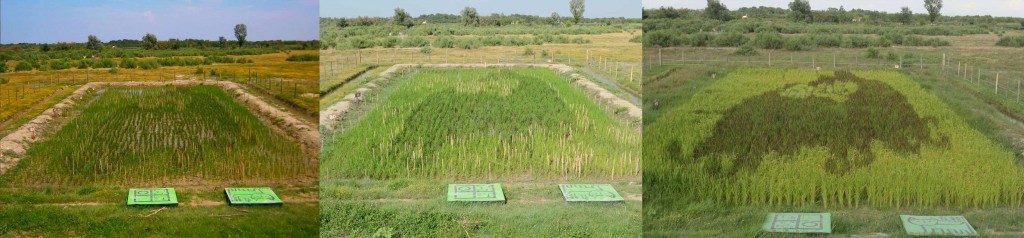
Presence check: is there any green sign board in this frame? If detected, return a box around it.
[762,213,832,234]
[447,184,505,202]
[127,188,178,206]
[558,184,624,202]
[900,215,978,236]
[225,187,283,205]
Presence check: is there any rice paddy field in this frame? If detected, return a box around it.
[643,67,1024,236]
[647,68,1024,208]
[0,85,314,187]
[321,67,640,179]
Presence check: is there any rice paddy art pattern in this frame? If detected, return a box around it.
[691,71,949,175]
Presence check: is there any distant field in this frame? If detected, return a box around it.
[0,50,320,130]
[645,69,1024,208]
[321,68,640,179]
[1,85,313,186]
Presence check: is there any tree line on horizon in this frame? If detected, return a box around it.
[2,23,320,52]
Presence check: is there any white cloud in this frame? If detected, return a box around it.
[143,10,156,22]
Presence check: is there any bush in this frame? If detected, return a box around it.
[121,58,139,68]
[420,46,432,54]
[887,51,899,61]
[433,36,455,48]
[752,31,785,49]
[15,61,32,72]
[286,54,319,61]
[194,67,205,75]
[400,36,429,47]
[108,67,120,74]
[456,38,481,49]
[0,62,7,73]
[784,38,806,51]
[997,35,1024,47]
[713,32,749,47]
[94,58,118,68]
[349,37,375,49]
[734,44,760,56]
[523,47,534,55]
[688,32,713,47]
[866,47,880,59]
[644,30,682,47]
[379,37,400,48]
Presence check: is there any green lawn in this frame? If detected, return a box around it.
[320,179,641,238]
[0,185,319,237]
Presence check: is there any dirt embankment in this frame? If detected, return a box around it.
[0,80,319,175]
[319,63,640,129]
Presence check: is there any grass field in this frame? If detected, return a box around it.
[1,85,313,187]
[321,68,640,179]
[0,185,318,237]
[320,179,640,238]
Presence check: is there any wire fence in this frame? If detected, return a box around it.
[643,47,1024,107]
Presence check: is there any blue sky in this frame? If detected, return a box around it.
[320,0,640,18]
[643,0,1024,18]
[1,0,319,44]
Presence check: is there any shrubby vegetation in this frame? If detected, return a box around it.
[643,30,950,50]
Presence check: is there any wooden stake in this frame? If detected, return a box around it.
[996,72,1000,94]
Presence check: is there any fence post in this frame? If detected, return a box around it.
[659,48,663,66]
[994,72,1000,94]
[768,51,771,67]
[630,65,634,82]
[942,53,946,70]
[833,52,836,68]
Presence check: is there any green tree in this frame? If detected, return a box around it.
[550,12,561,25]
[570,0,585,25]
[924,0,943,23]
[219,36,228,49]
[788,0,812,23]
[168,38,180,50]
[86,35,104,50]
[461,7,479,26]
[0,62,7,73]
[143,33,158,50]
[705,0,731,21]
[897,6,913,24]
[234,24,248,47]
[393,8,413,27]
